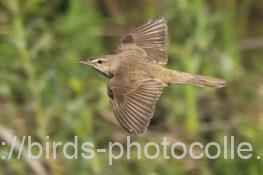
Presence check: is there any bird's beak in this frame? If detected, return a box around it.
[78,60,92,66]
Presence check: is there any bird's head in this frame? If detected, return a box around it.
[79,55,115,78]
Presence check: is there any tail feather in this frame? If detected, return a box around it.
[164,70,226,88]
[186,74,226,88]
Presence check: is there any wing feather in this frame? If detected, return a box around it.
[116,18,168,65]
[107,78,163,134]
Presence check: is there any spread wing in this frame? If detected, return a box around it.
[107,77,163,134]
[116,18,168,65]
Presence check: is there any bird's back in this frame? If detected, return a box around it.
[114,49,164,81]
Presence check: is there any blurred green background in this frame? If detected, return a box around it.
[0,0,263,174]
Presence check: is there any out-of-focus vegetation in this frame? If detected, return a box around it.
[0,0,262,174]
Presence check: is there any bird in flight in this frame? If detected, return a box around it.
[79,18,226,135]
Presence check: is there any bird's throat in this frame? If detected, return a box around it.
[95,68,113,78]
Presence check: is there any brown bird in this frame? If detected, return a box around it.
[79,18,226,135]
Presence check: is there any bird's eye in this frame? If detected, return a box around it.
[97,60,103,64]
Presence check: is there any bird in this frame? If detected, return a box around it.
[79,18,226,135]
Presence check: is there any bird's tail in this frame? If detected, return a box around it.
[163,70,226,88]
